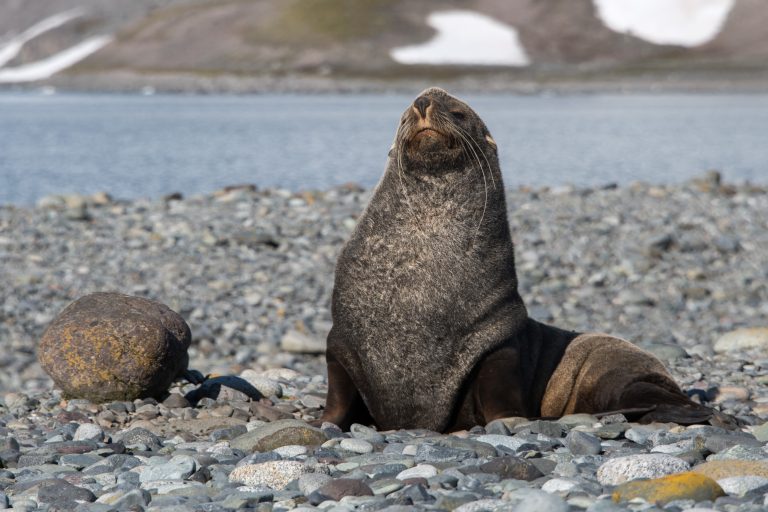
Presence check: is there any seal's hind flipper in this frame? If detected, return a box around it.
[616,380,742,429]
[636,403,714,425]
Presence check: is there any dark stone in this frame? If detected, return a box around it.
[415,443,473,463]
[313,448,342,464]
[38,441,99,455]
[470,456,543,481]
[210,425,248,442]
[38,480,96,503]
[106,401,135,413]
[704,434,763,453]
[647,233,675,256]
[17,453,59,467]
[236,451,282,467]
[309,478,374,504]
[530,420,567,438]
[485,419,512,435]
[529,458,556,476]
[400,477,428,487]
[0,450,19,465]
[38,292,191,402]
[249,402,293,422]
[434,491,481,510]
[188,467,212,483]
[8,478,64,495]
[598,413,628,425]
[390,483,434,504]
[56,411,90,423]
[162,393,191,409]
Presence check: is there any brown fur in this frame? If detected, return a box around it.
[321,88,731,433]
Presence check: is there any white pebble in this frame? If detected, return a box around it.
[396,464,437,480]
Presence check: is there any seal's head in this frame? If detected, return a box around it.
[392,87,497,176]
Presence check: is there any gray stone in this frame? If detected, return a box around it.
[139,455,197,482]
[624,425,657,446]
[117,427,162,449]
[566,431,602,455]
[753,422,768,442]
[475,434,526,453]
[471,456,543,481]
[641,343,689,361]
[220,490,274,509]
[340,438,374,454]
[37,480,96,503]
[597,454,690,486]
[370,478,404,496]
[717,476,768,496]
[508,488,569,512]
[239,370,283,398]
[298,472,333,495]
[714,327,768,353]
[273,444,309,458]
[541,477,580,494]
[230,419,327,452]
[73,423,104,442]
[349,423,386,443]
[708,444,767,461]
[454,499,508,511]
[415,443,473,463]
[229,461,309,489]
[96,489,151,508]
[396,464,438,480]
[280,330,326,354]
[59,454,102,469]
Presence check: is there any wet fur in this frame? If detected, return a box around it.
[322,88,730,433]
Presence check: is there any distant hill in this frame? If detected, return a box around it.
[1,0,767,92]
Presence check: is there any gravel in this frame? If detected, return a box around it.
[0,176,767,510]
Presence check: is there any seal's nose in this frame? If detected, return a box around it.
[413,96,430,119]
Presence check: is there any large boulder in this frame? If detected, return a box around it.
[38,292,191,402]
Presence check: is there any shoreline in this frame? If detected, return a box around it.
[2,70,768,96]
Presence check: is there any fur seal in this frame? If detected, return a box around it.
[321,87,729,432]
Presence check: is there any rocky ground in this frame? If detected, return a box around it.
[1,174,768,511]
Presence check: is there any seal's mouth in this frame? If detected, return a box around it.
[413,127,443,139]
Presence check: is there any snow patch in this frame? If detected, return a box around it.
[0,35,113,83]
[390,10,529,67]
[593,0,734,47]
[0,9,84,68]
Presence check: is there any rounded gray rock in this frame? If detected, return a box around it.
[597,454,690,486]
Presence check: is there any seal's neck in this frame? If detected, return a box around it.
[366,161,526,315]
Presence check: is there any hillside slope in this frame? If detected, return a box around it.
[1,0,766,91]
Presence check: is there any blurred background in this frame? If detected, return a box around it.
[1,0,767,204]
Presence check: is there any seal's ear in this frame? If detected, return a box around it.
[388,144,396,158]
[485,134,497,148]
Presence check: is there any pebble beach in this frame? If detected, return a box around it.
[1,174,768,511]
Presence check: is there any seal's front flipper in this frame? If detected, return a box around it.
[320,352,374,431]
[475,346,527,423]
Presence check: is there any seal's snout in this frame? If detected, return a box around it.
[413,96,431,119]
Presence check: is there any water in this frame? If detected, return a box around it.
[1,92,766,205]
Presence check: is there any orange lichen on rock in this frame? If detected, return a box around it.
[38,292,190,402]
[612,471,725,505]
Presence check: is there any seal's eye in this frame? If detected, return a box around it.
[450,111,466,122]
